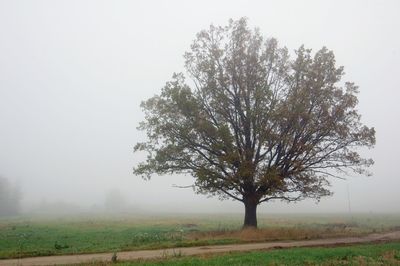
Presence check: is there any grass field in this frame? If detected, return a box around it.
[0,213,399,259]
[111,241,400,265]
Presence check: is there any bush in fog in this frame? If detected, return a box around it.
[0,176,21,216]
[104,189,128,211]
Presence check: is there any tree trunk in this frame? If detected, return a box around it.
[243,200,258,228]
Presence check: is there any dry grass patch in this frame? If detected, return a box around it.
[187,226,364,243]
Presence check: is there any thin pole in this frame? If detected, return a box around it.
[347,183,352,215]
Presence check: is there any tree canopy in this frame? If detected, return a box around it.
[133,18,375,227]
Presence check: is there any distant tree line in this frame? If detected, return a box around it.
[0,176,21,216]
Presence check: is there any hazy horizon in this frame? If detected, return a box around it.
[1,0,399,215]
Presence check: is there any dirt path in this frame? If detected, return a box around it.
[1,231,400,266]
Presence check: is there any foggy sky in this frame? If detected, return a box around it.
[0,0,399,214]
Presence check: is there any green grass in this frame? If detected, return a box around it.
[114,242,400,265]
[0,213,399,259]
[0,214,242,259]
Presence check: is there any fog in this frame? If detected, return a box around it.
[0,0,399,215]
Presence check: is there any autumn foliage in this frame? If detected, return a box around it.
[134,18,375,227]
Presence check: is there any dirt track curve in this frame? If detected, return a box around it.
[1,231,400,266]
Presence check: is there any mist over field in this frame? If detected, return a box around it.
[0,0,399,216]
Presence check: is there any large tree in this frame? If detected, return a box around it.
[133,18,375,228]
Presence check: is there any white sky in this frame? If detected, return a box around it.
[0,0,399,213]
